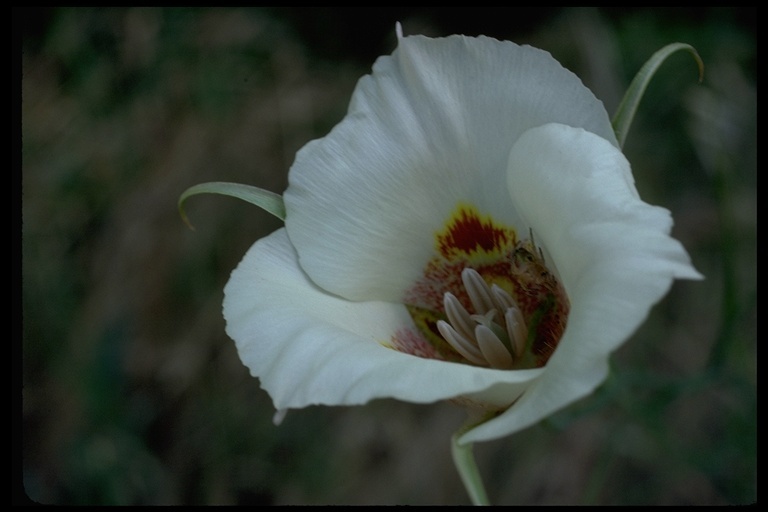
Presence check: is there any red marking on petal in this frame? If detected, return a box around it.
[436,205,515,258]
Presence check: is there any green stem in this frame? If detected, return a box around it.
[451,421,490,505]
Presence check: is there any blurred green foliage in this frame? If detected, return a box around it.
[20,7,755,505]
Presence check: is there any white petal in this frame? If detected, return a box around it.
[224,229,543,411]
[459,123,701,444]
[284,34,616,302]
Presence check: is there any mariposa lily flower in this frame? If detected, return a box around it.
[219,30,702,446]
[181,29,703,502]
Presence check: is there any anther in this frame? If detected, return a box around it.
[475,324,514,369]
[438,267,531,369]
[504,307,528,357]
[462,268,497,315]
[443,292,476,341]
[436,320,486,365]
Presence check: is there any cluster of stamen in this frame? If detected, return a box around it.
[436,268,528,369]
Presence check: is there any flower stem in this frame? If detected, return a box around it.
[451,426,490,505]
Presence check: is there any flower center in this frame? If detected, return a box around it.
[437,267,528,369]
[391,204,569,370]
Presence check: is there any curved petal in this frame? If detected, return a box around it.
[460,124,701,443]
[224,228,543,411]
[284,33,616,302]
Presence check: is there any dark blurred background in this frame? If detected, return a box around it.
[19,7,755,505]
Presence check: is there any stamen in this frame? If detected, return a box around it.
[469,309,497,328]
[436,320,487,365]
[504,307,528,357]
[437,267,534,369]
[461,268,497,315]
[491,284,516,311]
[475,325,514,369]
[443,292,476,341]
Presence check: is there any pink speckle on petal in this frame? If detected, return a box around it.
[389,327,448,360]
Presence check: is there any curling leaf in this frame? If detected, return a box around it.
[179,181,286,229]
[612,43,704,148]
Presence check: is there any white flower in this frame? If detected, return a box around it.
[222,30,701,444]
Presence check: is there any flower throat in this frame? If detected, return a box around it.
[392,204,569,370]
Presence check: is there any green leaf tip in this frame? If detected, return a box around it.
[612,43,704,149]
[178,181,286,230]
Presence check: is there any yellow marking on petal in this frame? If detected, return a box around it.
[403,304,465,362]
